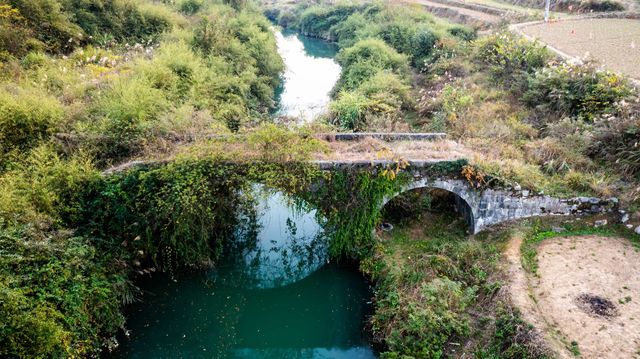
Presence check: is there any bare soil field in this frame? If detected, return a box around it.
[507,234,640,358]
[520,18,640,79]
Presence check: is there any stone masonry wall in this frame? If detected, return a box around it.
[384,171,617,234]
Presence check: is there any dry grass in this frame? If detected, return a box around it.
[318,137,475,161]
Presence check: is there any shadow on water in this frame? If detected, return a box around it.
[110,185,376,359]
[282,29,339,59]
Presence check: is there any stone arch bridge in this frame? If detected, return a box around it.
[105,156,616,235]
[315,159,616,234]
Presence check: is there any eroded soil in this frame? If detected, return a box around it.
[507,235,640,358]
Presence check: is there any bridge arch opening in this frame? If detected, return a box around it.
[380,187,475,234]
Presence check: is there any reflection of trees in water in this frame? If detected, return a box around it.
[220,184,329,289]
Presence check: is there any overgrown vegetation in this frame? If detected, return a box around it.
[266,0,473,131]
[3,0,640,356]
[416,29,638,202]
[0,226,127,358]
[0,0,283,166]
[362,189,548,358]
[268,1,639,209]
[1,0,173,57]
[0,0,291,355]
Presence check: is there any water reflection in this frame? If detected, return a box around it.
[221,184,328,289]
[111,185,376,358]
[273,29,341,123]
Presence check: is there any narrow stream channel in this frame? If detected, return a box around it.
[273,29,341,122]
[110,31,378,358]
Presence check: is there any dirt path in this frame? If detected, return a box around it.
[505,234,640,358]
[517,18,640,80]
[504,234,572,358]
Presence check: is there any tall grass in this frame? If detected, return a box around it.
[0,87,64,158]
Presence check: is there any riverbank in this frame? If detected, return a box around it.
[2,0,640,357]
[263,0,640,206]
[362,188,550,358]
[0,1,286,356]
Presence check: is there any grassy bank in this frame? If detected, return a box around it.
[1,0,283,168]
[426,31,639,200]
[0,0,288,356]
[265,0,475,131]
[362,189,550,358]
[265,0,640,205]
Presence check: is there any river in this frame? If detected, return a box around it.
[273,29,341,123]
[110,33,377,357]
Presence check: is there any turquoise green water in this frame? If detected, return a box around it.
[273,29,341,123]
[111,185,376,358]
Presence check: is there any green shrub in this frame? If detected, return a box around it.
[63,0,174,43]
[192,7,235,55]
[358,71,414,111]
[180,0,203,15]
[0,226,126,358]
[4,0,173,56]
[378,278,473,357]
[297,3,362,39]
[331,12,372,48]
[474,32,550,91]
[136,41,204,103]
[6,0,82,53]
[88,76,168,157]
[277,10,297,28]
[74,160,249,271]
[448,25,477,41]
[0,4,40,59]
[336,38,409,91]
[190,6,283,126]
[330,90,374,131]
[523,63,632,121]
[378,21,417,56]
[0,144,96,226]
[231,11,284,90]
[20,51,47,69]
[411,28,440,67]
[246,123,327,162]
[0,88,64,156]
